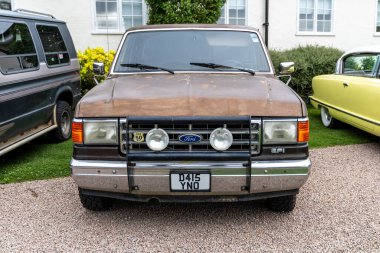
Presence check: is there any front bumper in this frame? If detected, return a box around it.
[71,158,311,201]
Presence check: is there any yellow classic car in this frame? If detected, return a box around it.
[310,45,380,137]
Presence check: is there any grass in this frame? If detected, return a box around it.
[0,136,73,184]
[0,107,378,184]
[308,106,378,148]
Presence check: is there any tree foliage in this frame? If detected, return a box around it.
[145,0,226,24]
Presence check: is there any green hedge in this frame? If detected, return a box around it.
[269,45,343,101]
[146,0,226,24]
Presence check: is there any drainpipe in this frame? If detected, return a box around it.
[263,0,269,48]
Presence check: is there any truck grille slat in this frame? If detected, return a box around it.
[129,140,251,145]
[120,118,261,155]
[127,129,251,134]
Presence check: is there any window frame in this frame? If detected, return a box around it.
[35,23,71,68]
[0,20,40,75]
[109,28,275,76]
[218,0,248,26]
[374,0,380,35]
[296,0,335,36]
[91,0,147,34]
[0,0,13,10]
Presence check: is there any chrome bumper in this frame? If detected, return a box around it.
[71,158,311,197]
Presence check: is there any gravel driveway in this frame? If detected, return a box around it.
[0,143,379,252]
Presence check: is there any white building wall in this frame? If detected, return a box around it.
[12,0,380,51]
[13,0,123,51]
[247,0,265,35]
[248,0,380,51]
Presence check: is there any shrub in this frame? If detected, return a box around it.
[78,47,116,94]
[269,45,343,101]
[146,0,226,24]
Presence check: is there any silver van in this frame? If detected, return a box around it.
[0,9,81,155]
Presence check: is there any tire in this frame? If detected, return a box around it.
[268,195,297,212]
[320,106,338,128]
[50,101,72,142]
[78,188,115,211]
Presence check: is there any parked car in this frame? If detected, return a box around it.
[0,9,81,156]
[71,24,311,212]
[310,46,380,136]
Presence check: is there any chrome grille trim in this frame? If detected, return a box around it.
[128,129,250,134]
[250,119,261,155]
[120,118,127,154]
[119,118,261,155]
[128,140,251,145]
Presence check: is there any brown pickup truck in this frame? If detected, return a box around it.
[71,24,311,212]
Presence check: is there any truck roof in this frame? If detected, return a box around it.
[0,9,65,24]
[126,24,259,33]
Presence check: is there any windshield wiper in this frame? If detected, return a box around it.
[190,62,255,75]
[120,63,175,74]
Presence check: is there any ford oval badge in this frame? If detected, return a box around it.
[179,134,202,143]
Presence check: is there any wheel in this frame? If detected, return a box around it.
[78,188,115,211]
[50,101,72,142]
[321,106,338,128]
[268,195,297,212]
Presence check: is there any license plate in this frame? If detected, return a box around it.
[170,172,211,191]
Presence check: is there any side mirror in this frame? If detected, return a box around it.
[93,62,105,75]
[279,62,295,75]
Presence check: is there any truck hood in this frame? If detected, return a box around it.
[75,74,305,117]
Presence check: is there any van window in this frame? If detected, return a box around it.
[0,22,39,74]
[36,25,70,66]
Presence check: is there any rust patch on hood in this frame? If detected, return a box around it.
[75,73,303,118]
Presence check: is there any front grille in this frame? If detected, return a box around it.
[120,118,261,155]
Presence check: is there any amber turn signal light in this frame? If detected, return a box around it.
[298,120,309,143]
[72,120,83,144]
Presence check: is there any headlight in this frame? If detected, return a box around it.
[210,128,233,151]
[263,120,297,144]
[146,128,169,151]
[83,120,117,145]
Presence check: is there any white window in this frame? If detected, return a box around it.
[93,0,145,33]
[218,0,247,25]
[0,0,12,10]
[377,0,380,32]
[298,0,333,33]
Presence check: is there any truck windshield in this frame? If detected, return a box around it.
[114,30,270,73]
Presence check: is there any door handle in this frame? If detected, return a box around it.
[343,82,349,87]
